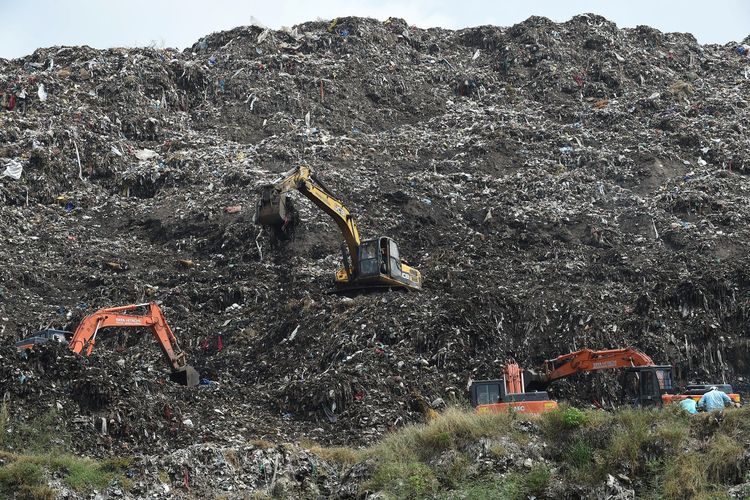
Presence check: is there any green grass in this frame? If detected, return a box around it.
[51,455,115,491]
[16,485,57,500]
[565,438,593,469]
[0,396,9,448]
[718,405,750,437]
[350,408,523,498]
[603,409,650,474]
[705,434,744,483]
[0,460,44,490]
[436,466,550,500]
[0,399,132,496]
[0,453,126,494]
[365,407,516,466]
[4,409,67,454]
[8,400,750,498]
[523,464,551,496]
[303,441,360,466]
[663,453,706,499]
[364,461,440,498]
[306,404,750,499]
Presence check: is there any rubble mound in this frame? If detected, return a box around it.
[1,12,750,492]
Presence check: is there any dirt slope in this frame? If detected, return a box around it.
[0,13,749,472]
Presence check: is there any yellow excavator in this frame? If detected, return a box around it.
[255,166,422,291]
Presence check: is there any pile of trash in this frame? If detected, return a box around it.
[1,12,750,495]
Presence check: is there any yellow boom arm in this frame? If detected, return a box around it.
[260,166,361,270]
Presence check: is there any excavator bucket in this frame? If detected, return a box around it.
[255,186,287,227]
[255,187,297,241]
[169,366,200,387]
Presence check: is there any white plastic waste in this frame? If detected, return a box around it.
[134,148,158,161]
[1,160,23,180]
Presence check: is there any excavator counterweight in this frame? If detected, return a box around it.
[255,166,422,292]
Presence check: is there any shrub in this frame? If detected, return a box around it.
[539,405,586,438]
[562,407,587,428]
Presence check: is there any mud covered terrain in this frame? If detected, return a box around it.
[1,14,750,497]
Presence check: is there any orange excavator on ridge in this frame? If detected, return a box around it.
[16,302,199,386]
[471,347,740,414]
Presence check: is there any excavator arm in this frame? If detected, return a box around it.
[68,302,198,386]
[259,166,361,271]
[535,347,655,385]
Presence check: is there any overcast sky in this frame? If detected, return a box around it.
[1,0,748,59]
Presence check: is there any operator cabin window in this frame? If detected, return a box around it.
[476,383,501,405]
[656,369,673,391]
[389,240,401,278]
[359,241,378,276]
[640,370,655,394]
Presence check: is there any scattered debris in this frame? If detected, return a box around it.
[0,13,749,497]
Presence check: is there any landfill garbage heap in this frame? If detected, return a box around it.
[0,12,749,472]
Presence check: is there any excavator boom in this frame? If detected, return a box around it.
[68,302,199,386]
[256,166,361,273]
[536,347,655,385]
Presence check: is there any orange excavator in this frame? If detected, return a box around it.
[17,302,199,386]
[471,347,740,415]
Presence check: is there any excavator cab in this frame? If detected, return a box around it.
[470,379,558,415]
[357,238,400,278]
[623,365,674,407]
[355,237,421,289]
[15,329,72,352]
